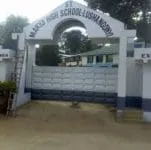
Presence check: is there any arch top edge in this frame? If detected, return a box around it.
[24,1,125,39]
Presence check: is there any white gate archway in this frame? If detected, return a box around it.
[16,0,136,117]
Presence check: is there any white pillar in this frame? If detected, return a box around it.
[117,30,136,117]
[25,43,36,89]
[117,31,128,111]
[93,56,96,65]
[103,55,106,64]
[142,63,151,122]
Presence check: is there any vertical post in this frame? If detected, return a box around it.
[93,56,96,65]
[117,31,127,118]
[25,43,35,90]
[117,30,136,119]
[142,63,151,122]
[103,55,106,64]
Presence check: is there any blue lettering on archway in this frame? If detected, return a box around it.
[29,7,114,38]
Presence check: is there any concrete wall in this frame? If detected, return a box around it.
[142,63,151,121]
[0,49,15,61]
[126,58,143,108]
[32,66,118,93]
[16,50,31,107]
[142,64,151,99]
[29,66,118,104]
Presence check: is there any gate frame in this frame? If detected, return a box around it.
[14,1,136,118]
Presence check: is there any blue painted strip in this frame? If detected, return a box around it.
[26,88,142,108]
[126,97,142,109]
[142,98,151,112]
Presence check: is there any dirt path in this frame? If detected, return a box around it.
[0,101,151,150]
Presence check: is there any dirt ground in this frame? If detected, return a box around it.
[0,101,151,150]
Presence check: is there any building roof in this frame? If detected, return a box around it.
[80,44,119,56]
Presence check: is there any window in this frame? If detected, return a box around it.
[96,55,103,63]
[106,55,113,63]
[87,56,93,64]
[127,51,134,57]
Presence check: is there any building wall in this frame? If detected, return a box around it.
[113,55,119,64]
[0,62,7,81]
[0,49,15,61]
[81,56,87,66]
[81,54,119,66]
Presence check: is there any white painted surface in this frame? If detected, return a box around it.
[25,44,36,88]
[0,62,7,81]
[143,112,151,122]
[134,48,151,63]
[66,61,78,66]
[0,49,15,61]
[93,56,96,65]
[113,55,119,64]
[16,51,31,107]
[142,64,151,99]
[24,1,124,39]
[118,30,136,98]
[18,33,25,50]
[126,58,143,97]
[81,56,87,66]
[32,66,118,93]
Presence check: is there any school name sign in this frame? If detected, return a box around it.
[29,7,114,38]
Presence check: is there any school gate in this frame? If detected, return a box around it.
[14,0,151,120]
[30,66,118,104]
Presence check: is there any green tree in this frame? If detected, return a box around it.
[0,15,28,50]
[0,24,4,45]
[62,30,96,54]
[85,0,151,44]
[85,0,150,28]
[63,30,83,54]
[36,45,61,66]
[137,20,151,45]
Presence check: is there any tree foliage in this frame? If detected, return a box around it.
[85,0,150,28]
[137,20,151,44]
[0,81,16,115]
[62,30,97,54]
[85,0,151,44]
[36,45,61,66]
[0,15,28,50]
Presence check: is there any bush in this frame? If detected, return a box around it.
[0,81,16,115]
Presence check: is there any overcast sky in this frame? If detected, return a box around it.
[0,0,86,23]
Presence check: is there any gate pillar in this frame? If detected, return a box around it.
[117,30,136,119]
[25,42,36,90]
